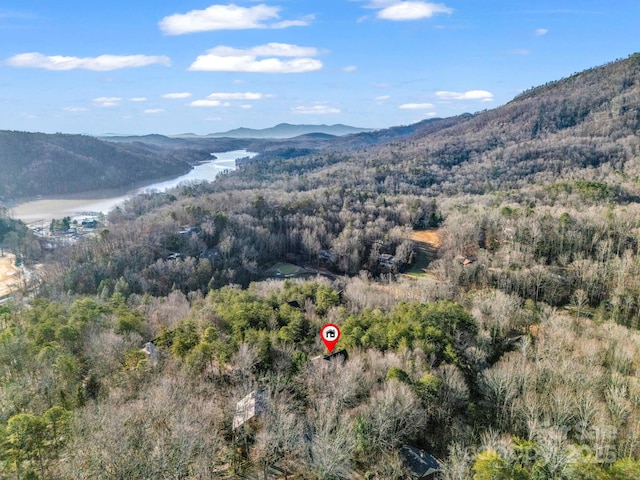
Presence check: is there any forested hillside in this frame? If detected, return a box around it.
[3,54,640,479]
[0,131,211,199]
[238,53,640,196]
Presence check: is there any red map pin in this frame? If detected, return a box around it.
[320,323,341,353]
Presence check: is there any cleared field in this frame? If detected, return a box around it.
[0,253,21,298]
[406,229,442,278]
[411,229,442,248]
[264,262,304,277]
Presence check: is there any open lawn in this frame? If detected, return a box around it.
[405,251,434,278]
[264,262,304,278]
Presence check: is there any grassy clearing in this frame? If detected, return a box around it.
[405,251,432,278]
[264,262,304,277]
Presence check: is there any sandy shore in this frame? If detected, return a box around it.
[10,197,125,223]
[0,253,21,298]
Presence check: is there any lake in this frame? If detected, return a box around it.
[10,150,256,223]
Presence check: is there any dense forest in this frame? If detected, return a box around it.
[3,54,640,478]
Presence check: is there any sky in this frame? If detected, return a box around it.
[0,1,639,136]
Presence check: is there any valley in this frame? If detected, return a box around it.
[3,53,640,479]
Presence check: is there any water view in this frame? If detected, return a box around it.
[10,150,256,223]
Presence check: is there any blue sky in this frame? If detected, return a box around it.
[1,1,639,135]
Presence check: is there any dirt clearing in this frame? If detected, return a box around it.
[411,229,442,248]
[0,253,21,298]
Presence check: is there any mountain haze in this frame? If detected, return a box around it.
[204,123,373,139]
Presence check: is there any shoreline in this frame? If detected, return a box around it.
[9,149,256,223]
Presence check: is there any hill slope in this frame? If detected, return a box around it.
[238,53,640,196]
[0,131,212,199]
[352,53,640,193]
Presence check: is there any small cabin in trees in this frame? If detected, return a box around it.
[400,445,442,479]
[232,388,267,430]
[378,253,397,268]
[142,342,160,366]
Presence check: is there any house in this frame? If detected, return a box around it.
[311,349,349,364]
[81,219,98,228]
[400,446,442,479]
[179,225,200,235]
[233,389,267,430]
[318,249,337,264]
[141,342,160,366]
[378,253,397,268]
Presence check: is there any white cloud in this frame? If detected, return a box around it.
[190,99,222,107]
[93,97,121,107]
[144,108,164,114]
[159,4,311,35]
[399,102,434,109]
[6,53,171,71]
[435,90,494,102]
[375,95,391,102]
[207,43,320,57]
[129,97,147,102]
[239,104,253,109]
[205,92,269,100]
[343,65,357,72]
[189,43,323,73]
[292,105,340,114]
[63,106,89,112]
[535,28,548,36]
[163,92,192,99]
[364,1,453,21]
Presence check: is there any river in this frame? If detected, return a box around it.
[10,150,256,223]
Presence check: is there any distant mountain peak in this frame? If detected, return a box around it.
[206,123,373,139]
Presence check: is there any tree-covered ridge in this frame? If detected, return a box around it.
[0,131,212,199]
[235,53,640,197]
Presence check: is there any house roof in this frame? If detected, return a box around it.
[400,445,441,479]
[232,388,267,430]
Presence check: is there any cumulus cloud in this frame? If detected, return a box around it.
[159,4,312,35]
[363,1,452,21]
[190,99,222,107]
[6,53,171,71]
[163,92,192,99]
[129,97,147,102]
[535,28,548,36]
[205,92,269,100]
[435,90,494,101]
[343,65,357,72]
[144,109,164,114]
[189,43,323,73]
[93,97,121,107]
[292,104,340,114]
[375,95,391,102]
[399,102,434,109]
[63,107,89,112]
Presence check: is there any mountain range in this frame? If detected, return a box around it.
[195,123,373,139]
[1,53,640,200]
